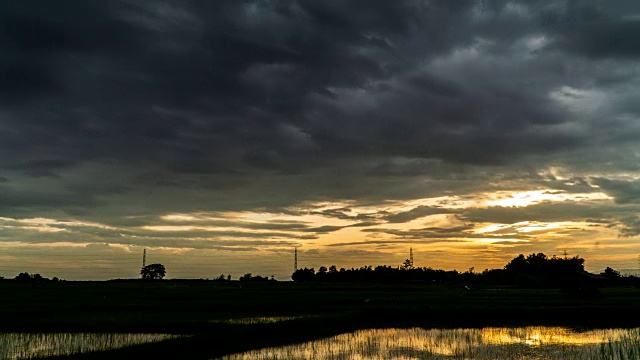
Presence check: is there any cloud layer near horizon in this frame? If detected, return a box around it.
[2,0,640,279]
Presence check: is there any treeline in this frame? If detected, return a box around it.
[292,265,463,283]
[11,272,62,283]
[291,253,639,288]
[239,273,276,282]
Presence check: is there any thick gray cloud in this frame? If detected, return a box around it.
[460,201,618,225]
[2,1,638,210]
[592,178,640,204]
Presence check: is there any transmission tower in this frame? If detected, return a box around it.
[142,249,146,268]
[410,247,414,267]
[294,247,298,271]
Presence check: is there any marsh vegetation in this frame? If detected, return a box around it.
[0,333,183,359]
[217,327,640,360]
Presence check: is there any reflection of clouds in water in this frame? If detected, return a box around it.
[218,327,640,360]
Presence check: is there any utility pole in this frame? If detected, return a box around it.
[410,247,414,267]
[294,247,298,271]
[142,249,146,268]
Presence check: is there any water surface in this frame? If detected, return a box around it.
[216,326,640,359]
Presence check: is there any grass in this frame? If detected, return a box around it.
[215,327,640,360]
[0,333,183,359]
[6,327,640,359]
[2,280,640,358]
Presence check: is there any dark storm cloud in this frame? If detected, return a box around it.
[7,159,76,178]
[1,0,640,222]
[2,0,445,193]
[0,184,100,212]
[618,215,640,237]
[591,178,640,204]
[460,201,616,224]
[583,177,640,237]
[550,0,640,58]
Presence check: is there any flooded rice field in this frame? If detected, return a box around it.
[216,326,640,360]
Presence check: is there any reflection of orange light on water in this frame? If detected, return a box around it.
[220,327,640,359]
[481,327,625,347]
[525,333,541,346]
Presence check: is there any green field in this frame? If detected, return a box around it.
[2,280,640,358]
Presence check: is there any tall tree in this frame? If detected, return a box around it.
[140,263,166,280]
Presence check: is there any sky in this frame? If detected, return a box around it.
[2,0,640,280]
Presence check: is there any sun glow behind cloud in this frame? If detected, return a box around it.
[475,221,591,235]
[483,190,611,208]
[0,186,631,279]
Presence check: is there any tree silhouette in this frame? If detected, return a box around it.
[239,273,252,281]
[15,272,33,282]
[239,273,270,282]
[14,272,51,284]
[402,259,413,270]
[601,267,621,278]
[288,253,601,287]
[140,263,166,280]
[504,254,527,273]
[291,267,315,281]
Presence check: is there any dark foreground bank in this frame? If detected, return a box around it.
[2,281,639,359]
